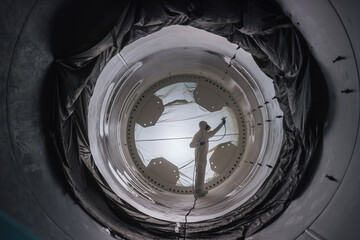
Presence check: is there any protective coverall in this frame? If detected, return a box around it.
[189,120,225,197]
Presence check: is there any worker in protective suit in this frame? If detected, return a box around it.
[189,119,226,197]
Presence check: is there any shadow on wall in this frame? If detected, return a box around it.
[51,0,126,58]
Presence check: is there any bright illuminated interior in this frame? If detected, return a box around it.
[134,82,239,186]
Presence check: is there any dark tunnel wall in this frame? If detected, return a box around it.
[0,0,120,239]
[253,0,360,239]
[1,0,360,239]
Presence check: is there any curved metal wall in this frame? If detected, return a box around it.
[0,0,359,239]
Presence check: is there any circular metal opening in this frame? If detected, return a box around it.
[126,75,246,193]
[88,26,283,222]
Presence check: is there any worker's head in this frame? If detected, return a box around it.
[199,121,211,131]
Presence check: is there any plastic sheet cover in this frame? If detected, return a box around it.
[51,0,328,239]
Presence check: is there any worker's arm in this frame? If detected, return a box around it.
[208,122,224,138]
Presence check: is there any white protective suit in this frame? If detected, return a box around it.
[189,121,224,197]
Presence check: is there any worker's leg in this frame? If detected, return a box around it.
[194,156,207,197]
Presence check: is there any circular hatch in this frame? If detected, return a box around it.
[88,26,283,223]
[127,74,247,194]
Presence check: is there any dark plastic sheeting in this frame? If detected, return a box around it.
[52,0,328,239]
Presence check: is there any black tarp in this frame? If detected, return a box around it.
[51,0,328,239]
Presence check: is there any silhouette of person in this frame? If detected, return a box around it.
[189,119,225,197]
